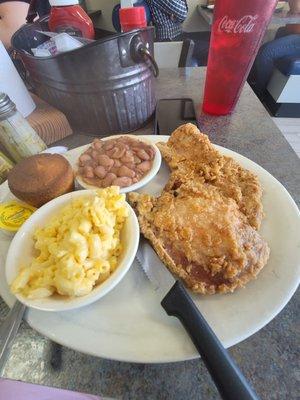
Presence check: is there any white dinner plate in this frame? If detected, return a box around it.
[0,135,299,363]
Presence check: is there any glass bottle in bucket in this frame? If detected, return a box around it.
[0,93,47,162]
[202,0,278,115]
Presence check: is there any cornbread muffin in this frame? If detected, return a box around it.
[8,154,74,207]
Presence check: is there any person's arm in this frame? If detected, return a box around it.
[151,0,188,22]
[288,0,300,14]
[285,1,300,34]
[0,1,29,48]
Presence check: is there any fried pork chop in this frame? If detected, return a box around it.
[129,181,270,294]
[157,123,263,230]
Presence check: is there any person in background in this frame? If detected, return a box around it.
[0,0,30,48]
[248,0,300,98]
[0,0,50,48]
[146,0,188,41]
[145,0,210,66]
[279,0,300,35]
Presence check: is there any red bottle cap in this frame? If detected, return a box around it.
[119,6,147,32]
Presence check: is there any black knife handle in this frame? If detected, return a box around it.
[161,281,259,400]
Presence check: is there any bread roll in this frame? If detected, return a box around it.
[8,154,74,207]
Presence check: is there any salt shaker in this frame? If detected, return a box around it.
[0,93,47,162]
[0,150,13,184]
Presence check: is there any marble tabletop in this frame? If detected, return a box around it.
[1,68,299,400]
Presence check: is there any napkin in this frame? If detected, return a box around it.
[0,42,36,118]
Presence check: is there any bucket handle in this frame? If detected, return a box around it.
[10,50,34,90]
[129,33,159,77]
[138,46,159,78]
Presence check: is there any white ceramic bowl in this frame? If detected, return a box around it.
[5,190,139,312]
[42,146,68,154]
[75,135,162,194]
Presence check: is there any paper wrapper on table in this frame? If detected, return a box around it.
[27,94,73,145]
[0,42,36,118]
[0,379,115,399]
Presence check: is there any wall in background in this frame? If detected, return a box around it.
[86,0,119,31]
[184,0,208,32]
[85,0,208,33]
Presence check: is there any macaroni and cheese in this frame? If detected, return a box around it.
[11,187,128,299]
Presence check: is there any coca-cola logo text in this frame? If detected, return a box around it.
[218,15,259,34]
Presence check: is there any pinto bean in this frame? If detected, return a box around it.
[79,154,92,164]
[137,149,150,160]
[113,159,122,168]
[110,166,120,175]
[133,155,141,164]
[82,160,96,168]
[110,146,126,159]
[131,147,140,154]
[98,155,114,167]
[83,177,102,187]
[137,161,151,172]
[147,147,155,159]
[117,165,135,178]
[112,177,132,187]
[83,166,94,178]
[101,173,117,187]
[116,136,126,143]
[93,141,103,150]
[103,141,115,151]
[94,165,106,179]
[132,177,138,183]
[121,151,134,163]
[105,148,115,158]
[118,136,131,146]
[107,162,115,171]
[91,150,99,160]
[123,162,135,170]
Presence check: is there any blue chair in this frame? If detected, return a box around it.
[265,55,300,117]
[248,32,300,104]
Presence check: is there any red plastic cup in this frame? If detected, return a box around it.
[202,0,278,115]
[119,6,147,32]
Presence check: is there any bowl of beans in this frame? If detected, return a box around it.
[75,135,162,193]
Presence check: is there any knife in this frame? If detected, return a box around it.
[0,300,26,375]
[137,238,259,400]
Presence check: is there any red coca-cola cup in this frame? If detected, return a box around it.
[202,0,278,115]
